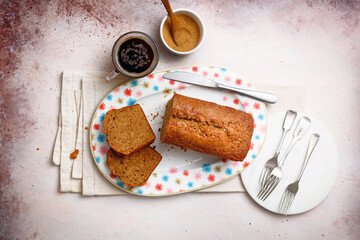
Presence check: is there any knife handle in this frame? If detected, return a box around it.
[217,83,278,104]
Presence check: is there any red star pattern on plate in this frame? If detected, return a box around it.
[250,142,254,150]
[135,91,142,97]
[99,103,105,110]
[232,162,239,167]
[155,183,163,191]
[158,75,164,82]
[242,161,250,168]
[100,146,108,155]
[235,78,242,85]
[208,174,215,182]
[260,125,266,133]
[169,167,178,174]
[178,83,186,90]
[124,89,132,96]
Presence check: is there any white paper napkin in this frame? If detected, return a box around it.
[53,69,305,195]
[52,113,61,166]
[59,72,82,192]
[71,90,83,179]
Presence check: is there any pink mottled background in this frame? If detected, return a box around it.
[1,0,360,239]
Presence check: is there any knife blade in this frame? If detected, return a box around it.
[163,71,217,88]
[163,71,278,104]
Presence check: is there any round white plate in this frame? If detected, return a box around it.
[241,112,338,214]
[90,66,267,196]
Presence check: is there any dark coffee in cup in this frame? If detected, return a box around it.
[118,38,154,74]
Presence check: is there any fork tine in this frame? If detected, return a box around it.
[283,191,293,215]
[279,190,288,214]
[257,184,267,198]
[264,175,275,188]
[257,175,270,198]
[261,182,275,201]
[257,175,274,199]
[260,168,268,188]
[281,190,291,214]
[259,166,269,187]
[257,188,264,199]
[284,193,296,216]
[258,176,274,199]
[259,167,266,186]
[264,168,272,187]
[262,177,280,201]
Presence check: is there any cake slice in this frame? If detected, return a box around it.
[103,104,155,155]
[161,93,254,161]
[107,147,162,187]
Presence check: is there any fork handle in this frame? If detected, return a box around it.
[278,116,312,166]
[278,137,298,166]
[297,134,320,182]
[275,129,287,155]
[275,110,297,155]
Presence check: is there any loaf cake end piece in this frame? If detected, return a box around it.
[103,104,155,155]
[107,147,162,187]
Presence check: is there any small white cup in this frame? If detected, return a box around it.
[160,8,205,55]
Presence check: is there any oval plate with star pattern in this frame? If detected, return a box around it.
[90,66,267,196]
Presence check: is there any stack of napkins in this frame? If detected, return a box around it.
[52,69,305,196]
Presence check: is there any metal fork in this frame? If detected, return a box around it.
[259,110,297,188]
[279,133,320,215]
[257,116,312,201]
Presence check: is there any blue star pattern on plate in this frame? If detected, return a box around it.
[202,163,211,173]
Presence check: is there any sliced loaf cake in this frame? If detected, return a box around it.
[107,147,162,187]
[103,104,155,155]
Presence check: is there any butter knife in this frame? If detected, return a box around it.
[163,71,278,104]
